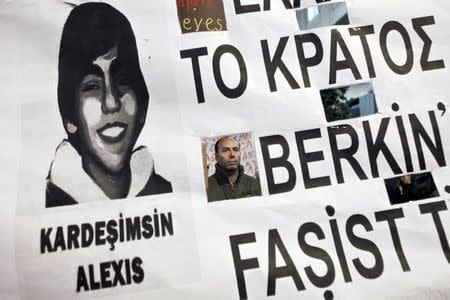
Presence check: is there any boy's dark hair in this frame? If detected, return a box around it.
[58,2,149,153]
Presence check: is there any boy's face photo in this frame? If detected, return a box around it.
[77,45,138,174]
[45,2,173,207]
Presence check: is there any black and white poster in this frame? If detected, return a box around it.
[1,0,450,299]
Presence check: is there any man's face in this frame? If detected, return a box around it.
[216,138,241,171]
[77,45,138,174]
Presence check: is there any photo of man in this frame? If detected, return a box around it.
[45,2,172,208]
[384,172,439,205]
[206,136,261,202]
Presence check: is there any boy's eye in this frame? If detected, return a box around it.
[82,82,102,92]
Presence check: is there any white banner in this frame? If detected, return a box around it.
[1,0,450,299]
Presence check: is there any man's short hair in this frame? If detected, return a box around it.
[214,136,240,154]
[58,2,149,154]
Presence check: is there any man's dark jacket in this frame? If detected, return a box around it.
[207,164,261,202]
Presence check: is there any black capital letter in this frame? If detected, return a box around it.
[409,111,446,170]
[295,33,324,88]
[329,29,362,84]
[263,0,294,10]
[379,21,414,75]
[375,208,410,272]
[295,129,331,189]
[298,222,335,288]
[419,201,450,263]
[267,229,305,295]
[40,228,53,253]
[412,16,445,71]
[180,47,209,103]
[261,37,301,92]
[363,118,403,178]
[349,25,376,78]
[260,135,297,194]
[230,233,260,300]
[234,0,261,14]
[76,265,89,292]
[346,214,384,279]
[212,45,248,99]
[328,125,368,184]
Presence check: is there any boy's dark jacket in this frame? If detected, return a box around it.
[46,140,172,208]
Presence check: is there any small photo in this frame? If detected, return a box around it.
[320,82,378,122]
[296,2,349,31]
[176,0,227,33]
[202,133,262,202]
[384,172,440,205]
